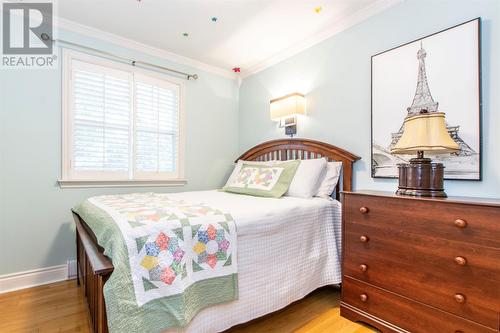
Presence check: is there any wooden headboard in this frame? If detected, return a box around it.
[237,138,360,198]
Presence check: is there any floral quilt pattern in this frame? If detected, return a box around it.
[140,232,187,286]
[193,223,232,271]
[89,193,237,306]
[229,165,284,190]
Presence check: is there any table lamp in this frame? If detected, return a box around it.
[391,111,460,197]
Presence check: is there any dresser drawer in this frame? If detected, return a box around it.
[344,223,500,328]
[341,277,497,333]
[344,193,500,248]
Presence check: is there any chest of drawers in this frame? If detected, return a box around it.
[341,191,500,333]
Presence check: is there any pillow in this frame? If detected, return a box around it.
[286,158,327,198]
[223,160,300,198]
[315,161,343,199]
[224,159,276,188]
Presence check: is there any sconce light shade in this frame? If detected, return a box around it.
[270,93,306,121]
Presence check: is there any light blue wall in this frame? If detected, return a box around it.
[0,30,239,275]
[239,0,500,199]
[2,0,499,276]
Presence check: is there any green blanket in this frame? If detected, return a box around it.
[73,193,238,333]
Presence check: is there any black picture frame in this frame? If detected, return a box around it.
[370,17,482,181]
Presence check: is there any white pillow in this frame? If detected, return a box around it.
[286,158,327,198]
[315,161,343,199]
[224,159,276,188]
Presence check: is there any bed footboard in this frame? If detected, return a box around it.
[73,212,113,333]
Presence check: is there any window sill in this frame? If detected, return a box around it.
[58,179,187,189]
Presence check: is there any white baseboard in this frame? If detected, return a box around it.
[0,262,76,294]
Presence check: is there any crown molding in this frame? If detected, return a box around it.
[240,0,404,79]
[53,0,401,81]
[55,17,237,80]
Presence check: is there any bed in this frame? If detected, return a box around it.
[73,138,360,333]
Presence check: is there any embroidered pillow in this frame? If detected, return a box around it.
[223,160,300,198]
[224,160,277,188]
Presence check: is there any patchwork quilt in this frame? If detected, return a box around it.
[73,193,238,333]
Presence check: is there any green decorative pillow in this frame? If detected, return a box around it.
[223,160,300,198]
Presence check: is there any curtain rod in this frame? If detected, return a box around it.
[51,38,199,80]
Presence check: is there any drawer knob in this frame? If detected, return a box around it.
[454,219,467,228]
[454,293,466,303]
[360,294,368,302]
[455,331,464,333]
[359,207,369,214]
[360,235,369,243]
[359,264,368,272]
[454,256,467,266]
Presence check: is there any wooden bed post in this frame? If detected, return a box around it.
[73,212,113,333]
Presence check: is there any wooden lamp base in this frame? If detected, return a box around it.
[396,156,447,198]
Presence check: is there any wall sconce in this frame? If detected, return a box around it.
[270,93,306,137]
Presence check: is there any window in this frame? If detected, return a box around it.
[60,50,185,187]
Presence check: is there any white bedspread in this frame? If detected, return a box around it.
[159,190,342,333]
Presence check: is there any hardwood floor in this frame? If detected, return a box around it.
[0,281,378,333]
[227,286,378,333]
[0,280,90,332]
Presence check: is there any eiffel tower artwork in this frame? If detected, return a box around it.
[372,42,479,179]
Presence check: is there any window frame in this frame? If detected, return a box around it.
[60,49,186,188]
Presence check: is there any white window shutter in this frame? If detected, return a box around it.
[71,60,132,179]
[63,53,184,183]
[134,74,180,178]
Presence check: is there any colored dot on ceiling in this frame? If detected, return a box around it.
[182,32,189,37]
[314,6,322,14]
[211,17,218,22]
[232,67,241,73]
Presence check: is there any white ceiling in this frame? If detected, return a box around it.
[57,0,396,76]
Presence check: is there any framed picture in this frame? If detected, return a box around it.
[371,18,481,180]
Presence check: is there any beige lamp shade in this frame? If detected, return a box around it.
[391,112,460,155]
[270,93,306,121]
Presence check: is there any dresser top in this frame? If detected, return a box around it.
[342,190,500,208]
